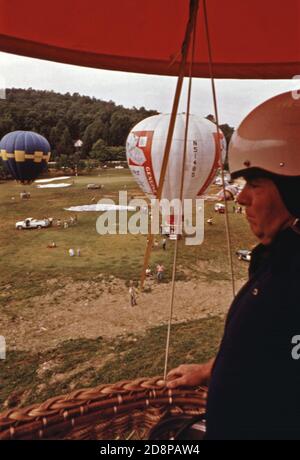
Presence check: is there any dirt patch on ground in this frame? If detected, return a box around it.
[1,275,246,352]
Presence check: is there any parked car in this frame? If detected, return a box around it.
[213,172,232,185]
[236,249,252,262]
[214,202,225,213]
[15,217,51,230]
[87,183,101,189]
[20,191,31,199]
[214,177,223,186]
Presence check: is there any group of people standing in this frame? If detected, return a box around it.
[128,262,166,307]
[128,237,168,307]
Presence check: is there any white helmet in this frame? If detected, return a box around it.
[229,90,300,179]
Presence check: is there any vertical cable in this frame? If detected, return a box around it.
[203,0,236,297]
[163,8,198,380]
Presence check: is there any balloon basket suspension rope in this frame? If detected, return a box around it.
[203,0,236,298]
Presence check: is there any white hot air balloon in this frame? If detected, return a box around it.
[126,113,226,201]
[126,113,226,235]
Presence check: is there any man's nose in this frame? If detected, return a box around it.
[237,185,249,206]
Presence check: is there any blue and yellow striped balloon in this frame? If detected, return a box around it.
[0,131,51,183]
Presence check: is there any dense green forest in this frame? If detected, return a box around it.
[0,88,234,174]
[0,88,158,165]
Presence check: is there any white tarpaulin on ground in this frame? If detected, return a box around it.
[37,183,72,188]
[65,204,137,212]
[35,176,71,183]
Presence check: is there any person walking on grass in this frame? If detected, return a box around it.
[156,263,165,282]
[129,281,137,307]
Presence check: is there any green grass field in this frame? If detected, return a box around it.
[0,170,256,411]
[0,171,255,292]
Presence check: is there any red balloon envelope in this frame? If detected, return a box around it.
[0,0,299,78]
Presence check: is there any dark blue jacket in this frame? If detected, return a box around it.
[206,227,300,440]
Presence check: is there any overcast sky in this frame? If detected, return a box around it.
[1,51,300,127]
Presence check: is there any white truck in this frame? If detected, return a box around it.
[15,217,51,230]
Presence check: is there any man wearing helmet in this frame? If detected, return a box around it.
[167,91,300,439]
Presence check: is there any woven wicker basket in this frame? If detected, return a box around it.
[0,377,207,440]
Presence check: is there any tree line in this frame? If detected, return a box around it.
[0,88,234,175]
[0,88,158,165]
